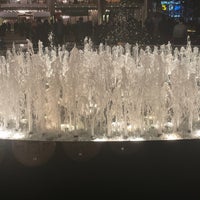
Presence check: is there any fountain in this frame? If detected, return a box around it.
[0,38,200,141]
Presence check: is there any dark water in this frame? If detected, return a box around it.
[0,140,200,198]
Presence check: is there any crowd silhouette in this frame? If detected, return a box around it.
[0,11,200,49]
[0,16,93,48]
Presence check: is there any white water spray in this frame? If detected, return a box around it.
[0,39,200,141]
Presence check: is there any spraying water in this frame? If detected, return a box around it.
[0,38,200,141]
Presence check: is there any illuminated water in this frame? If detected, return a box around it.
[1,38,200,141]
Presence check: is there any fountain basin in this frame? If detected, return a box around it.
[0,139,199,197]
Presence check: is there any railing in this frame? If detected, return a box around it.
[105,2,140,8]
[56,2,97,6]
[1,3,48,9]
[55,2,97,9]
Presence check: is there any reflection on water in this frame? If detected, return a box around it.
[12,141,56,167]
[62,142,102,161]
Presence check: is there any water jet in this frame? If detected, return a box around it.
[0,39,200,141]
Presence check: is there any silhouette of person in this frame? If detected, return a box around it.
[172,18,187,45]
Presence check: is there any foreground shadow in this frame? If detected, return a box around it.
[0,140,200,198]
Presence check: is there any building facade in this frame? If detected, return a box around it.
[0,0,50,19]
[0,0,147,25]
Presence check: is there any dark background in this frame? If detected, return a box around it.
[0,140,200,199]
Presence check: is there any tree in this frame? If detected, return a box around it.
[103,0,151,45]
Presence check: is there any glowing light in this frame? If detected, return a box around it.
[93,138,108,142]
[130,137,145,141]
[162,4,167,11]
[20,118,28,124]
[0,129,25,140]
[62,15,70,19]
[187,29,196,33]
[93,136,145,142]
[61,124,74,131]
[18,10,31,14]
[12,133,25,139]
[127,125,132,132]
[193,130,200,138]
[0,130,11,139]
[163,134,182,141]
